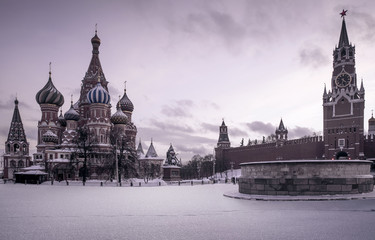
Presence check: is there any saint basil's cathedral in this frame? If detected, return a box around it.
[3,30,176,181]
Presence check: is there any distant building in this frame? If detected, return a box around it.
[137,139,164,179]
[215,13,375,169]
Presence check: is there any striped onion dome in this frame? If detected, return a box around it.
[87,81,110,104]
[64,101,80,121]
[111,103,128,125]
[119,88,134,112]
[36,72,64,107]
[42,130,58,143]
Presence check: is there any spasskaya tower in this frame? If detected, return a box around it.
[323,10,365,159]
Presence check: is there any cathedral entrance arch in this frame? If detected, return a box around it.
[336,151,348,160]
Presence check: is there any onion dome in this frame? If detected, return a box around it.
[87,81,110,104]
[58,109,67,127]
[369,113,375,123]
[91,28,101,54]
[64,100,80,121]
[111,103,128,124]
[119,88,134,112]
[42,130,58,143]
[36,69,64,107]
[91,33,101,45]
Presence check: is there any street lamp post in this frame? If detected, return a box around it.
[115,143,118,185]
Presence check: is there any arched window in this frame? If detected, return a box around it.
[10,160,16,168]
[341,49,346,58]
[18,161,24,168]
[14,144,20,153]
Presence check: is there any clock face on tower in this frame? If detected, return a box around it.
[335,73,351,88]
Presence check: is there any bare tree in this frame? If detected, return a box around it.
[72,126,97,185]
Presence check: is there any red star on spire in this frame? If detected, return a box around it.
[340,9,348,18]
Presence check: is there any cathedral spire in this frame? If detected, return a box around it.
[338,10,350,48]
[7,98,27,142]
[84,28,105,84]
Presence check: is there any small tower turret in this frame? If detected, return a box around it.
[217,119,231,148]
[276,118,288,140]
[369,111,375,136]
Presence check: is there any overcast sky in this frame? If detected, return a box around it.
[1,0,375,162]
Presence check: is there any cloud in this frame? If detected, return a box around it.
[148,119,193,133]
[0,96,35,111]
[170,9,249,51]
[229,127,248,137]
[299,45,329,68]
[200,122,218,133]
[174,144,209,157]
[342,7,375,43]
[246,121,275,135]
[288,126,315,139]
[161,99,194,118]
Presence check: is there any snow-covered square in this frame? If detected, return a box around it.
[1,183,375,240]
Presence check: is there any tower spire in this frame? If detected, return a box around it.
[49,62,52,78]
[7,98,27,142]
[338,10,349,48]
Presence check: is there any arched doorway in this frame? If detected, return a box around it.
[336,151,348,160]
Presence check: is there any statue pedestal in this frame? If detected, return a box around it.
[162,165,181,181]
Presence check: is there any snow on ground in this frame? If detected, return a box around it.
[1,182,375,240]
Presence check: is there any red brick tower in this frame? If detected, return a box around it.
[323,10,365,159]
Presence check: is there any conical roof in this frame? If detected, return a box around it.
[7,99,27,142]
[137,140,144,156]
[278,119,286,130]
[145,139,158,158]
[338,18,350,48]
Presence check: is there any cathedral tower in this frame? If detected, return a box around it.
[78,30,109,125]
[3,99,31,179]
[87,73,111,147]
[323,10,365,159]
[35,67,65,153]
[118,84,137,149]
